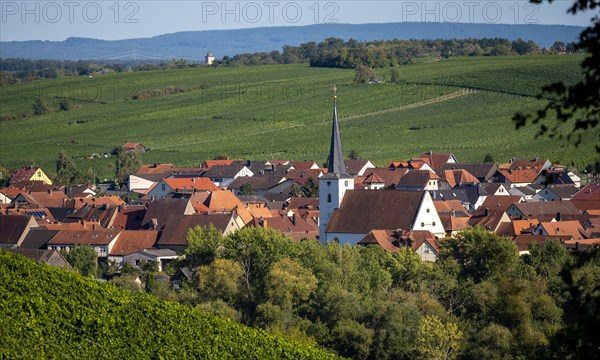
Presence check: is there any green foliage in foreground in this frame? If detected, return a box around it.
[0,251,339,359]
[172,226,600,360]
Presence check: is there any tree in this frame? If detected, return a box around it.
[348,149,360,160]
[0,165,9,187]
[64,245,98,277]
[483,153,494,163]
[59,99,72,111]
[55,151,78,186]
[115,148,142,183]
[415,315,462,360]
[266,258,318,309]
[390,68,400,84]
[238,182,258,195]
[289,183,300,198]
[198,258,244,302]
[302,176,319,198]
[184,224,224,267]
[332,319,374,359]
[354,64,375,84]
[439,227,519,283]
[32,97,49,115]
[514,0,599,151]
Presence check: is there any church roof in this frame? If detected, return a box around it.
[327,94,350,177]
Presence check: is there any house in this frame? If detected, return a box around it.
[357,229,440,262]
[146,177,219,199]
[509,185,541,200]
[479,195,524,213]
[507,201,582,219]
[439,169,480,189]
[0,215,39,249]
[534,169,580,187]
[570,183,600,213]
[361,173,387,190]
[467,208,511,234]
[141,197,195,230]
[344,159,376,177]
[533,221,589,240]
[500,158,552,173]
[324,190,445,245]
[228,175,286,196]
[202,164,254,187]
[493,168,539,188]
[434,200,470,237]
[10,167,52,185]
[123,142,146,153]
[417,151,458,173]
[112,205,146,230]
[7,248,71,269]
[439,163,498,183]
[479,183,511,196]
[357,168,408,190]
[396,170,439,191]
[124,249,179,272]
[430,185,488,212]
[63,204,120,229]
[247,213,318,241]
[388,159,434,172]
[11,190,68,209]
[156,213,241,250]
[20,228,60,249]
[108,230,160,266]
[532,186,580,202]
[47,229,121,258]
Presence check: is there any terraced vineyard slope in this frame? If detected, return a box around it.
[0,55,596,179]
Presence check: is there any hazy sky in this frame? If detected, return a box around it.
[0,0,592,41]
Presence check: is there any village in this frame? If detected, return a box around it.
[1,97,598,278]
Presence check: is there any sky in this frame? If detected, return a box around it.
[0,0,593,42]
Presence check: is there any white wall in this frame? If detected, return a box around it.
[319,177,354,242]
[128,175,157,194]
[412,192,446,237]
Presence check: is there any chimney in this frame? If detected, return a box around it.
[291,213,296,226]
[48,189,52,195]
[556,212,561,221]
[484,208,489,217]
[151,218,158,230]
[263,218,268,228]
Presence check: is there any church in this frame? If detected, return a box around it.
[318,89,446,245]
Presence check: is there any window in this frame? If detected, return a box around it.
[161,183,166,192]
[327,194,332,203]
[424,246,430,254]
[344,181,348,186]
[327,181,331,187]
[421,222,425,227]
[426,208,430,213]
[432,221,436,226]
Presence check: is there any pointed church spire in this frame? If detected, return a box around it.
[328,85,348,176]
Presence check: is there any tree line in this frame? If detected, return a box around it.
[103,225,599,360]
[215,38,580,68]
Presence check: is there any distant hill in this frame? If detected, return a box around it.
[0,22,583,61]
[0,251,337,359]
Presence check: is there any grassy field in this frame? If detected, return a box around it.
[0,55,596,180]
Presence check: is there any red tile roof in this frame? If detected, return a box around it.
[10,167,40,184]
[441,169,480,188]
[163,177,219,192]
[48,229,119,246]
[109,230,159,255]
[497,169,538,184]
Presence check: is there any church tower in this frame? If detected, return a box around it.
[319,86,354,243]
